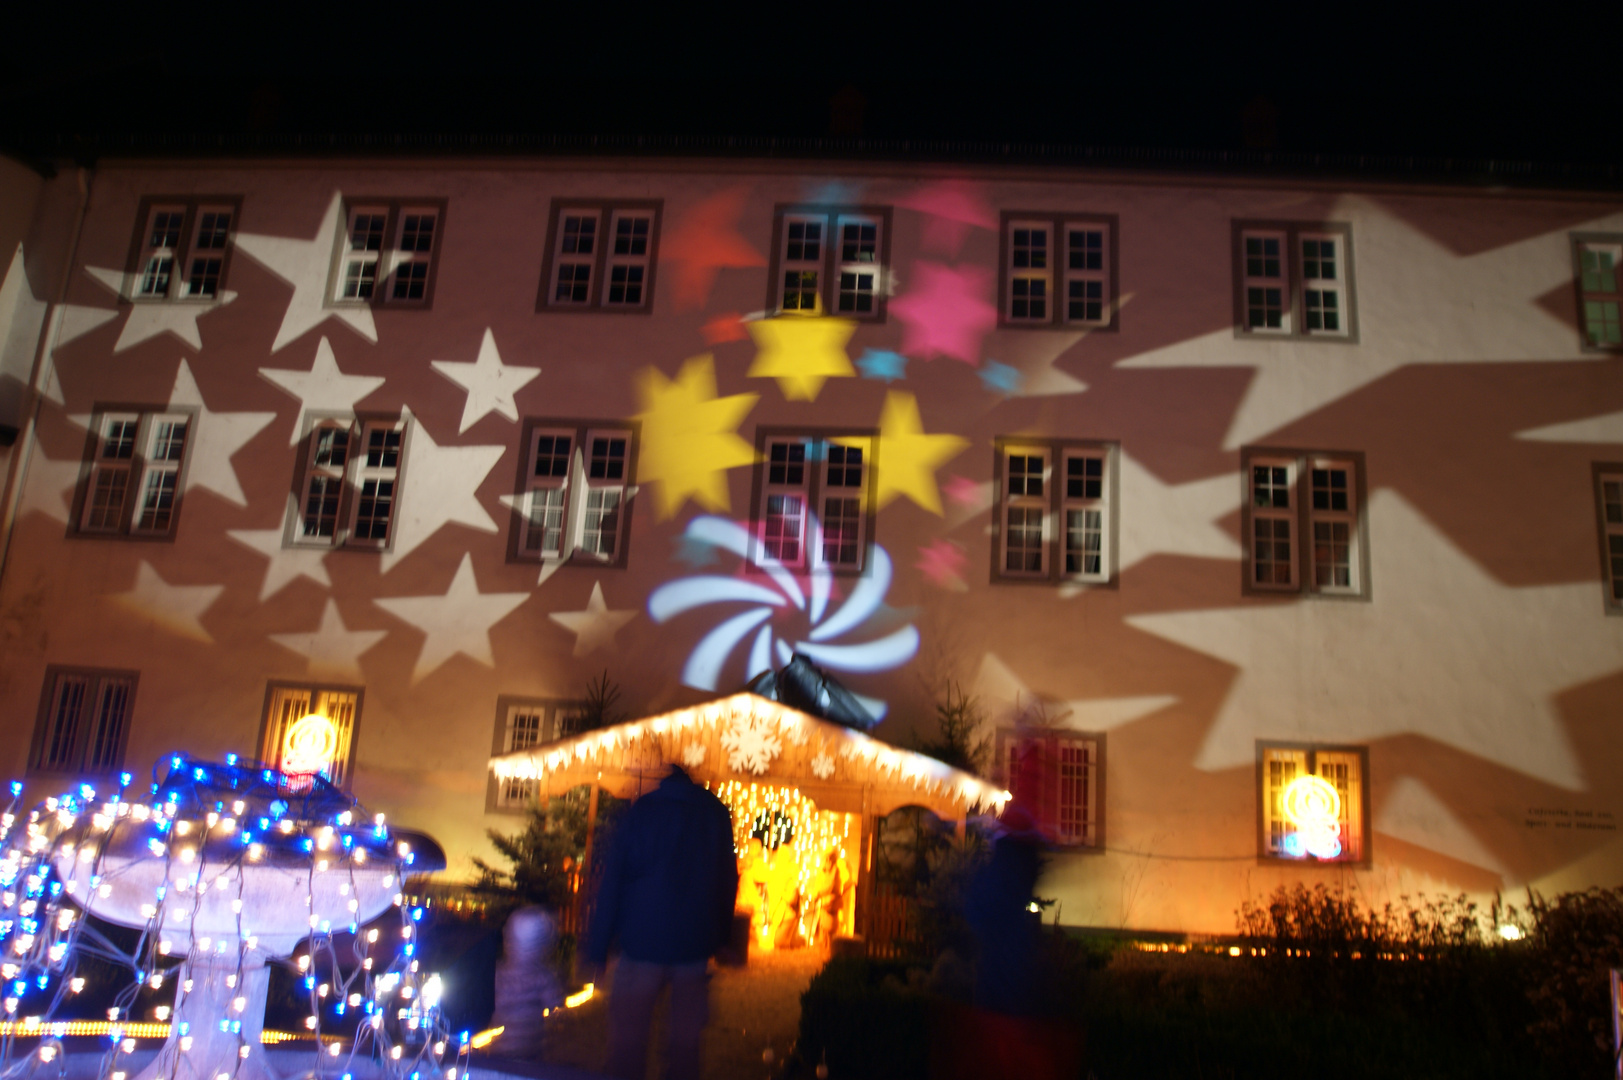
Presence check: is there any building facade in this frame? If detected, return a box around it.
[1,148,1620,934]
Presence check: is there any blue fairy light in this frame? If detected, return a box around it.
[225,754,238,766]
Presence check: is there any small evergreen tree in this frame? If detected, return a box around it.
[572,670,624,733]
[915,682,991,776]
[470,797,590,911]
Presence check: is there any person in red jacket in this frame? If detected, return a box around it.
[585,765,738,1080]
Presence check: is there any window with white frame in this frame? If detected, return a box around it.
[1573,235,1623,349]
[30,667,137,775]
[126,197,239,302]
[540,201,661,311]
[74,409,194,539]
[1234,222,1355,339]
[999,213,1116,329]
[1258,743,1367,864]
[259,684,360,788]
[768,205,889,320]
[1596,467,1623,612]
[997,728,1102,848]
[1242,449,1367,598]
[287,415,407,551]
[489,697,588,810]
[512,422,636,566]
[330,200,444,306]
[994,440,1116,584]
[752,432,874,572]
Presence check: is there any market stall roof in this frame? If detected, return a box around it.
[489,692,1009,821]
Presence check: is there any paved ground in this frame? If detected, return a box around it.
[527,949,826,1080]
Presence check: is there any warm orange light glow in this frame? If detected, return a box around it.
[282,713,339,777]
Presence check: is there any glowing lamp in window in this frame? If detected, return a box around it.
[1279,774,1342,859]
[281,713,340,787]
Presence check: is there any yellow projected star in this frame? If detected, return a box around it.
[634,355,759,519]
[873,391,969,515]
[745,314,857,401]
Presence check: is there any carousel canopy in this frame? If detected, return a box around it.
[488,692,1009,821]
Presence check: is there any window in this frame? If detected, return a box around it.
[999,213,1118,329]
[123,197,240,301]
[1572,235,1623,349]
[750,431,875,572]
[993,439,1117,585]
[1595,465,1623,613]
[996,728,1102,848]
[539,200,662,311]
[1258,742,1368,864]
[286,414,408,551]
[258,683,361,788]
[72,408,195,539]
[511,421,637,566]
[30,667,136,774]
[1233,221,1356,340]
[329,199,444,307]
[768,205,890,320]
[488,697,587,810]
[1241,448,1368,598]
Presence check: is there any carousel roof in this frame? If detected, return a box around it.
[488,692,1009,821]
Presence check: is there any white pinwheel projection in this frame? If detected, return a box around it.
[648,516,918,718]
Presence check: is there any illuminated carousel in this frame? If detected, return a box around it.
[488,690,1008,953]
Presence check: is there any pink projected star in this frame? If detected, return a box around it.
[663,188,767,310]
[702,312,748,344]
[916,540,969,591]
[899,180,996,256]
[942,475,981,508]
[890,262,997,365]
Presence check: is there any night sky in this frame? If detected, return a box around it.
[2,4,1619,166]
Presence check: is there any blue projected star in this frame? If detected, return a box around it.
[979,359,1023,396]
[857,349,908,382]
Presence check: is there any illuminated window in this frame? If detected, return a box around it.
[1233,221,1356,339]
[287,414,408,551]
[488,697,588,811]
[73,409,195,539]
[30,667,137,775]
[1258,743,1368,864]
[751,431,874,572]
[996,729,1102,849]
[259,684,360,788]
[1595,466,1623,613]
[999,212,1116,329]
[540,200,661,311]
[994,439,1116,585]
[1573,235,1623,349]
[1241,448,1367,598]
[768,205,889,320]
[511,421,637,566]
[330,200,444,307]
[124,197,240,302]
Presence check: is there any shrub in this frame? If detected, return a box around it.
[797,956,934,1080]
[1524,886,1623,1074]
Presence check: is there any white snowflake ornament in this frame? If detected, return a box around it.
[810,751,835,780]
[720,709,783,775]
[682,742,707,769]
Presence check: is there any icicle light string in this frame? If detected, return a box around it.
[0,754,467,1080]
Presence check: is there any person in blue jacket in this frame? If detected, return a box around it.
[585,765,739,1080]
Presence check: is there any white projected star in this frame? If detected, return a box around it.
[374,554,529,682]
[971,653,1177,731]
[1375,776,1510,878]
[259,337,386,443]
[431,328,540,433]
[379,415,504,574]
[1120,197,1602,448]
[168,360,274,506]
[227,529,333,601]
[54,303,120,351]
[83,267,236,352]
[268,599,387,679]
[549,581,636,657]
[234,192,377,352]
[107,562,223,644]
[1000,330,1090,397]
[1127,490,1623,790]
[17,429,88,523]
[1117,452,1241,572]
[1517,410,1623,444]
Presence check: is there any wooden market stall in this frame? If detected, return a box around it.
[488,692,1009,954]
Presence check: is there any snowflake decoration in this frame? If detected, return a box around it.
[682,742,707,769]
[811,751,835,780]
[720,709,784,775]
[780,714,810,746]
